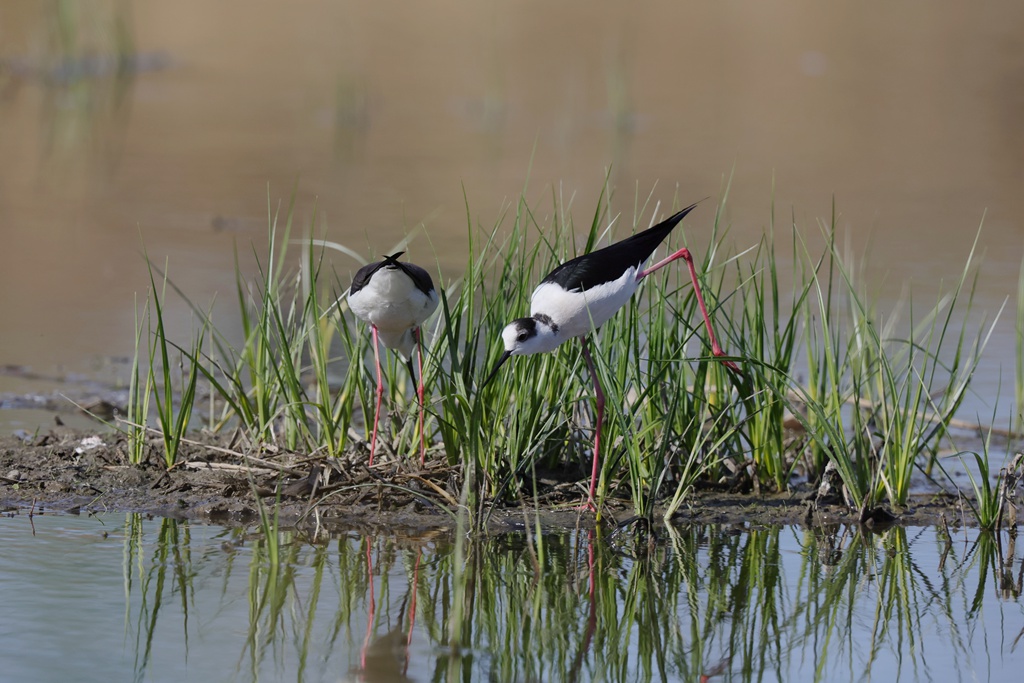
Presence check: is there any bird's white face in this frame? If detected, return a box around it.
[499,317,561,356]
[481,316,561,388]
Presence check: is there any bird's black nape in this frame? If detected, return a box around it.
[348,250,439,299]
[480,350,513,391]
[382,251,437,298]
[405,356,417,386]
[350,251,406,295]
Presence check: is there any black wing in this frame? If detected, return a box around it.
[540,203,699,292]
[349,251,435,297]
[395,261,436,297]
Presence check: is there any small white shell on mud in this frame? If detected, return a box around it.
[74,436,105,454]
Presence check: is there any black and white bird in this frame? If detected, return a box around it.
[483,202,737,510]
[349,252,439,466]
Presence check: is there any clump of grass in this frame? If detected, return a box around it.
[783,211,997,511]
[960,445,1003,531]
[728,195,816,491]
[135,196,381,460]
[123,184,1008,518]
[145,255,206,469]
[596,192,744,513]
[954,392,1023,531]
[125,294,153,465]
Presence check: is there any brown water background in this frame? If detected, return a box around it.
[1,1,1022,427]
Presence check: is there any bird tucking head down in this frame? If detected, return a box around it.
[348,251,438,359]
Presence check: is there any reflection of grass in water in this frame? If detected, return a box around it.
[124,515,195,683]
[126,184,1004,517]
[117,518,1024,681]
[24,1,151,187]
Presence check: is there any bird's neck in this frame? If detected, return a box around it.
[528,313,565,354]
[532,312,558,334]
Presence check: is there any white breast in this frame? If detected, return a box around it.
[530,266,640,339]
[349,268,438,338]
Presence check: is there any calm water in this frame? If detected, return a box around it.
[0,511,1021,682]
[1,1,1023,429]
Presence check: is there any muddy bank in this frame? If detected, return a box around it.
[0,428,990,532]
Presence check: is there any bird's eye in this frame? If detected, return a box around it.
[517,332,528,343]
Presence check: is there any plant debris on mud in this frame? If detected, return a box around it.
[0,428,986,532]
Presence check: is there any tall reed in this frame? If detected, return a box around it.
[124,186,1004,514]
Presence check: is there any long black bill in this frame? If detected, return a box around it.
[405,357,417,386]
[480,350,513,391]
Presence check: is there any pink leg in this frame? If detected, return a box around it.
[414,328,427,466]
[639,247,739,371]
[579,337,603,512]
[369,326,384,467]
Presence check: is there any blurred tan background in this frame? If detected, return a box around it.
[1,0,1022,424]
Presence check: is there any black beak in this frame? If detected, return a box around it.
[405,357,417,386]
[480,350,513,391]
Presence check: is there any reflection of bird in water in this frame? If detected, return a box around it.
[348,630,411,683]
[355,542,423,683]
[349,251,439,466]
[699,656,731,683]
[355,628,414,683]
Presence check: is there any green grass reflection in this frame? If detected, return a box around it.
[119,515,1024,682]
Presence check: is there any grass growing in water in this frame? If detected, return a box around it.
[124,186,1008,516]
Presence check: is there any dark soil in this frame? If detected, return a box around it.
[0,427,991,533]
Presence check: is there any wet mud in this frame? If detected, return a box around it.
[0,428,993,532]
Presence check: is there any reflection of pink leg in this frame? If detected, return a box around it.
[700,656,732,682]
[415,329,427,466]
[568,529,598,678]
[361,540,376,672]
[578,338,603,512]
[587,529,596,607]
[369,326,384,467]
[639,247,738,371]
[403,549,422,676]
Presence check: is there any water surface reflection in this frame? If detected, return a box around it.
[1,512,1021,682]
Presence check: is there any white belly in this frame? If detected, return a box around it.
[530,267,639,338]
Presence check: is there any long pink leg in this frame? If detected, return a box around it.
[578,337,604,512]
[369,325,384,467]
[639,247,738,371]
[414,328,427,466]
